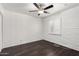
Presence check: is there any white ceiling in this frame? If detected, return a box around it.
[1,3,79,18]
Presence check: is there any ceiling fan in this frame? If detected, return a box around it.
[29,3,54,16]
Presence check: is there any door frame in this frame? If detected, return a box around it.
[0,11,3,52]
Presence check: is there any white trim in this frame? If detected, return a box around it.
[0,11,3,52]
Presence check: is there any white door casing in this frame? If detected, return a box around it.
[0,12,3,52]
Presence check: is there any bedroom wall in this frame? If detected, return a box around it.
[3,10,42,48]
[42,5,79,51]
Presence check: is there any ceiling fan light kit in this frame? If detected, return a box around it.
[38,10,44,14]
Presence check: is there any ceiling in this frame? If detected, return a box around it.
[1,3,79,18]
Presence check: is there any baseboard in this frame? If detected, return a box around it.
[2,40,44,50]
[2,39,79,52]
[44,39,79,51]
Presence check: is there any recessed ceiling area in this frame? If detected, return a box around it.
[1,3,79,18]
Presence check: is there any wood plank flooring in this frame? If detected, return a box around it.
[0,40,79,56]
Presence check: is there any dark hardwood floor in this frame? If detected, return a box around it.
[0,40,79,56]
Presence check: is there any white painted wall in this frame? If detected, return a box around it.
[3,10,42,48]
[42,13,62,45]
[62,6,79,51]
[43,5,79,51]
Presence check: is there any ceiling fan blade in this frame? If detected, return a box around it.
[44,11,49,14]
[29,10,38,12]
[33,3,40,9]
[44,5,53,10]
